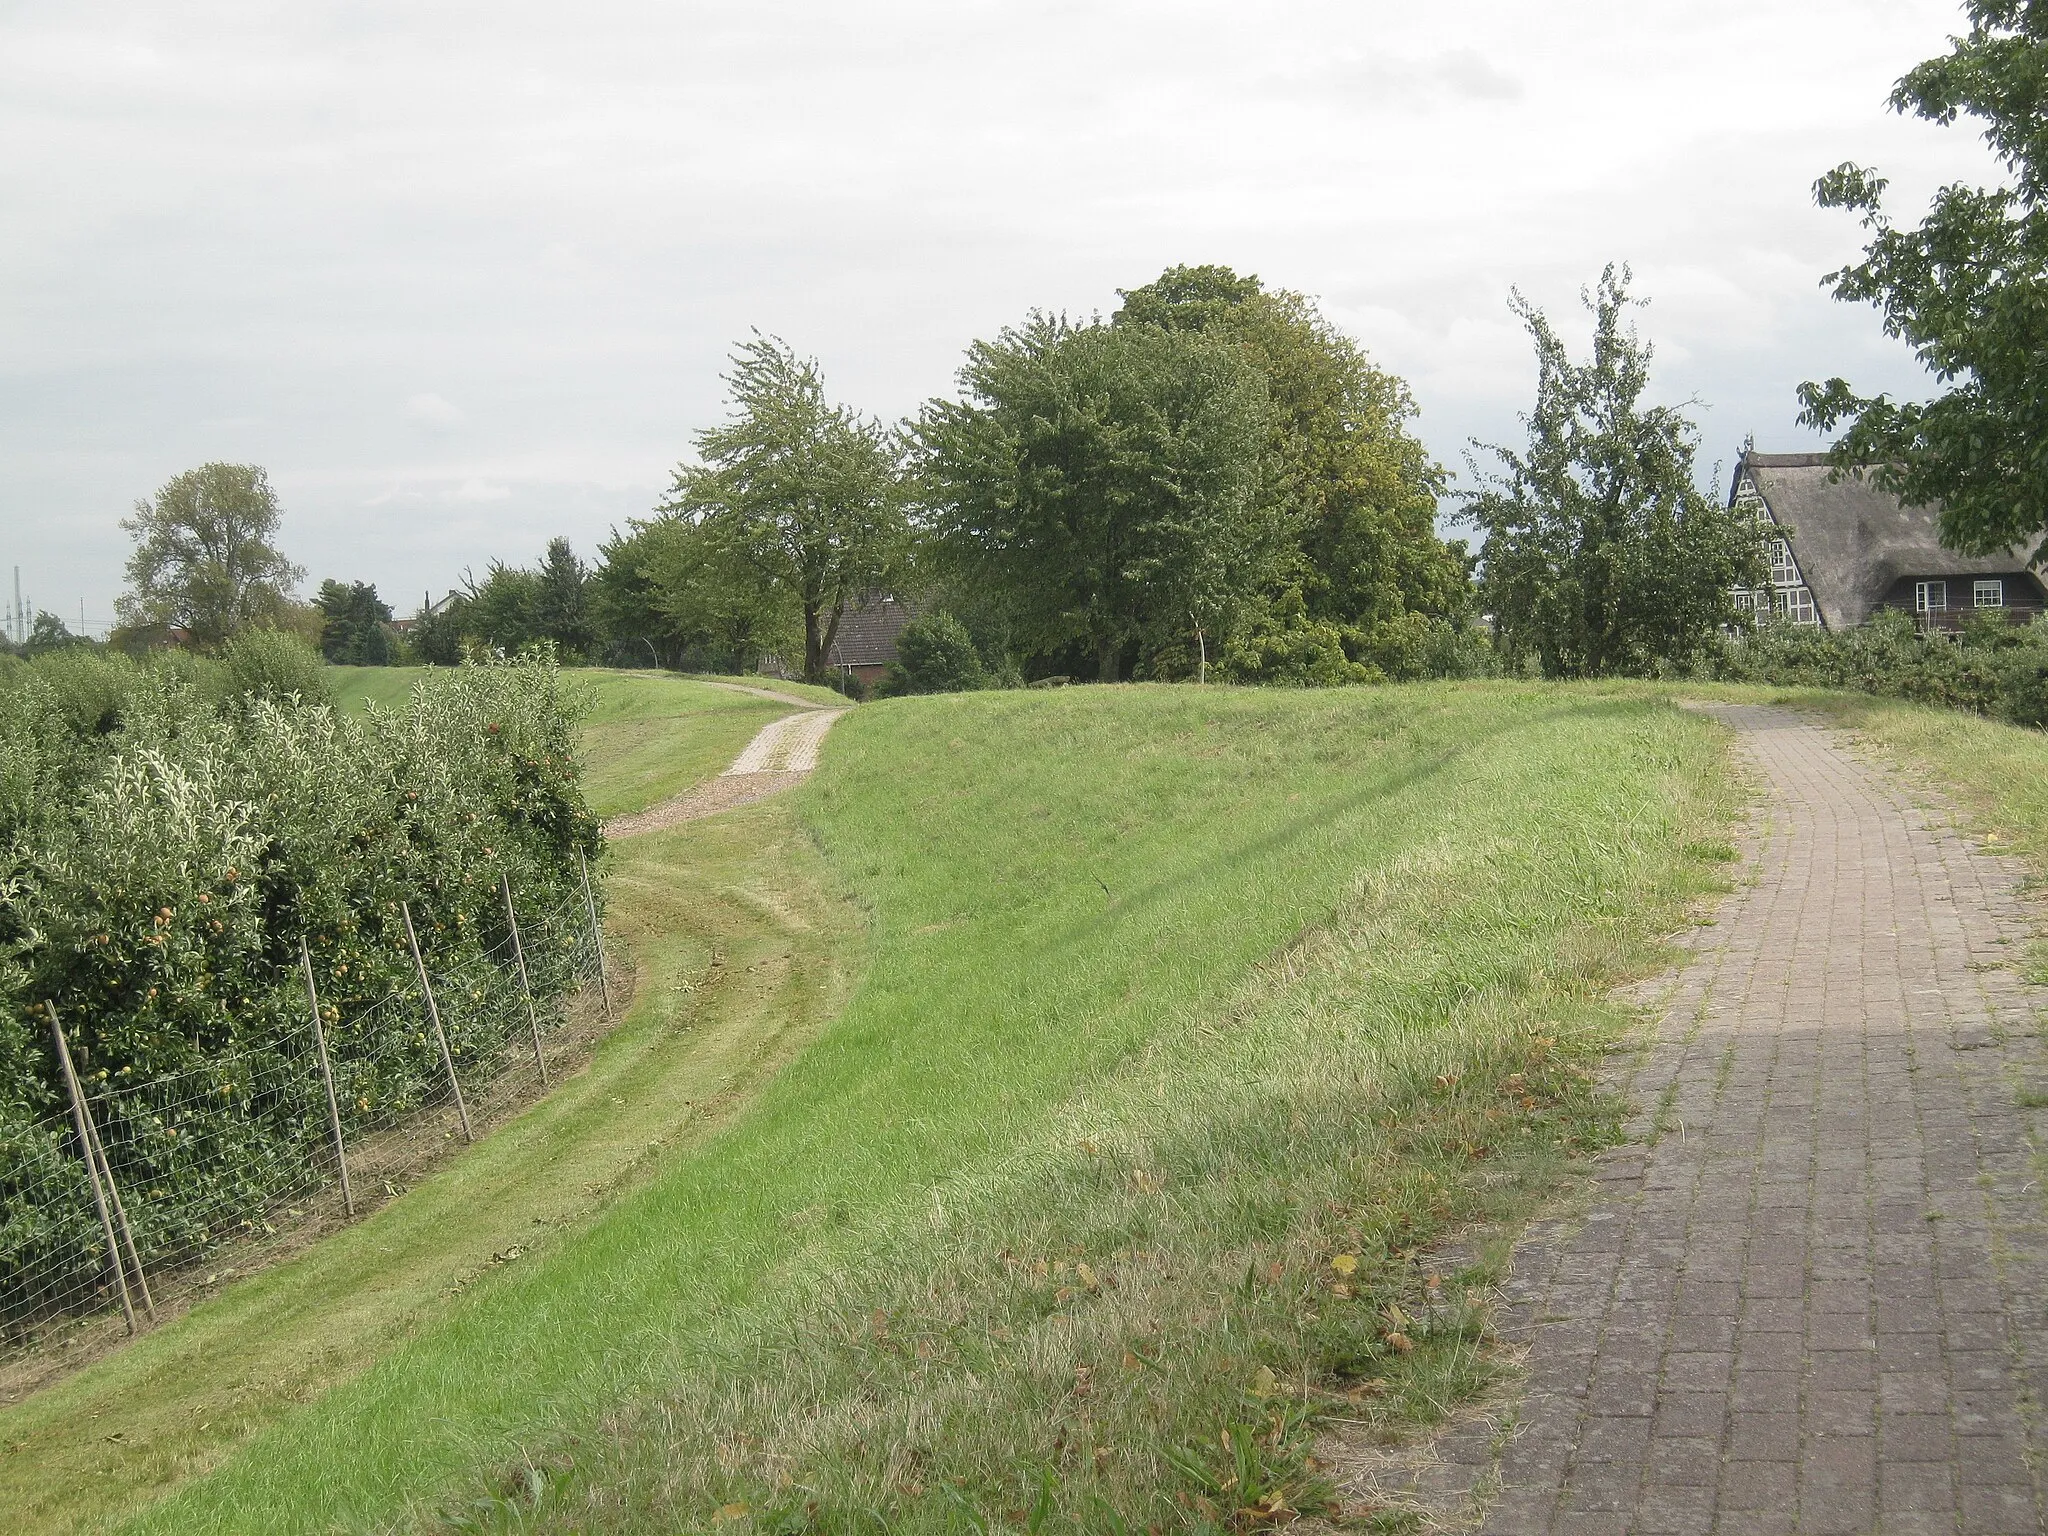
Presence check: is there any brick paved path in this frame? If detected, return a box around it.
[1480,706,2048,1534]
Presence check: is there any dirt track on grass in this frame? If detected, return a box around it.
[604,705,846,839]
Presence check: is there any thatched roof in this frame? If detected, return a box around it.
[1736,452,2045,629]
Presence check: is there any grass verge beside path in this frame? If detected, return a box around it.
[330,668,801,818]
[131,682,1746,1534]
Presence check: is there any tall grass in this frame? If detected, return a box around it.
[123,682,1741,1534]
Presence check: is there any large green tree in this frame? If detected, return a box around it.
[916,314,1281,681]
[662,335,906,683]
[1113,266,1473,676]
[1464,267,1767,678]
[592,515,790,672]
[313,579,394,665]
[1798,2,2048,553]
[531,537,594,659]
[117,463,304,649]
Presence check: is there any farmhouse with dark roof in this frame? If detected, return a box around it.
[826,593,919,686]
[757,592,920,686]
[1730,450,2046,631]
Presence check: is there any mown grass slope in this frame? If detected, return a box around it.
[125,682,1745,1534]
[0,673,853,1533]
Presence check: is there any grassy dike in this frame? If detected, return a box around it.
[114,682,1749,1534]
[0,673,855,1533]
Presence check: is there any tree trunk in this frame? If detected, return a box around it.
[1097,636,1120,683]
[804,604,826,682]
[804,599,847,684]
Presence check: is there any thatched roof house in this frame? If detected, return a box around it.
[1731,451,2046,631]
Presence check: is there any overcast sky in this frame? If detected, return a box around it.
[0,0,2006,634]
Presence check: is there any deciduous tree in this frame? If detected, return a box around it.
[1464,267,1766,678]
[1799,2,2048,554]
[663,335,906,683]
[1114,265,1474,677]
[916,315,1280,682]
[117,463,304,649]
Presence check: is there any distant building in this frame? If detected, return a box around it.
[757,593,921,687]
[390,590,462,635]
[1731,450,2046,631]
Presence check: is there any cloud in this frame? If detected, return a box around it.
[1270,45,1524,107]
[1433,48,1523,102]
[405,393,465,429]
[0,0,2003,620]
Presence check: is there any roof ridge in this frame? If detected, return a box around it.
[1741,451,1835,468]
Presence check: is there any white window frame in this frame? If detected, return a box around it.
[1915,580,1948,613]
[1769,538,1798,588]
[1771,586,1818,626]
[1974,578,2004,608]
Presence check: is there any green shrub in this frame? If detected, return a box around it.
[222,627,330,703]
[1711,608,2048,726]
[1216,593,1372,686]
[0,652,599,1330]
[881,612,985,696]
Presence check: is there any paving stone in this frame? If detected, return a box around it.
[1728,1370,1800,1414]
[1802,1388,1872,1438]
[1878,1412,1952,1463]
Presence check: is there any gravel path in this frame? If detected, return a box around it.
[1351,705,2048,1533]
[723,707,845,775]
[603,707,845,839]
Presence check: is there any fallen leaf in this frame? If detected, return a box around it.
[713,1503,750,1523]
[1384,1331,1415,1353]
[1330,1253,1358,1276]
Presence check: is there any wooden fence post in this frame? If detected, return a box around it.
[299,936,356,1216]
[45,1002,136,1335]
[577,847,613,1023]
[500,874,548,1084]
[401,901,473,1144]
[81,1108,154,1318]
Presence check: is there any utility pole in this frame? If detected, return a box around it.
[10,567,20,646]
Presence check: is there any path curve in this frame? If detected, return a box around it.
[604,707,847,839]
[688,678,836,710]
[1354,706,2048,1533]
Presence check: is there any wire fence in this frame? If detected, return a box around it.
[1,869,613,1358]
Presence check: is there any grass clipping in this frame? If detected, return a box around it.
[439,693,1740,1536]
